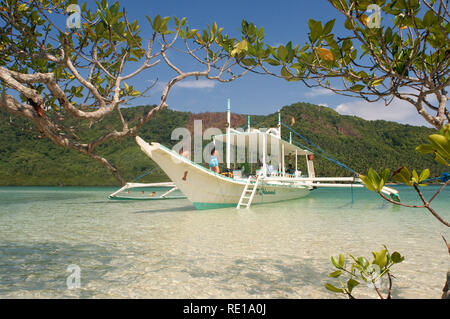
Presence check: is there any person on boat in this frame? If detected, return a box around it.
[288,153,293,167]
[209,148,220,174]
[266,160,273,177]
[149,192,156,197]
[286,164,295,175]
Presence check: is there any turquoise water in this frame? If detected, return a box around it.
[0,185,448,299]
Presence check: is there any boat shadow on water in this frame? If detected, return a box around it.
[132,205,196,214]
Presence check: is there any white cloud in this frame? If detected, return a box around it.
[150,79,217,94]
[334,99,431,127]
[304,88,334,98]
[175,80,216,89]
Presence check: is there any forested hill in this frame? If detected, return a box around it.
[0,102,443,186]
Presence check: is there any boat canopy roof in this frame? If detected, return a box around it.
[212,129,313,156]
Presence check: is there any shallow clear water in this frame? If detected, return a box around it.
[0,185,448,299]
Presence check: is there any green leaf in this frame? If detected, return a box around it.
[344,19,353,30]
[370,78,384,87]
[347,278,359,293]
[277,46,288,62]
[416,144,435,154]
[357,257,369,269]
[423,10,437,27]
[428,134,450,159]
[308,19,323,42]
[325,283,344,293]
[338,254,345,268]
[17,3,29,12]
[380,169,390,185]
[418,169,430,183]
[372,249,388,269]
[434,152,449,166]
[323,19,335,34]
[328,270,342,278]
[202,29,209,43]
[152,14,161,31]
[367,168,381,190]
[392,167,413,186]
[281,66,292,79]
[235,39,249,54]
[240,58,257,67]
[391,252,405,264]
[350,84,365,92]
[412,169,419,183]
[360,174,376,192]
[331,256,339,268]
[264,58,281,66]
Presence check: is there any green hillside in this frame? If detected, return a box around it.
[0,105,190,186]
[0,102,444,186]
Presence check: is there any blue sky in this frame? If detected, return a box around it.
[88,0,431,126]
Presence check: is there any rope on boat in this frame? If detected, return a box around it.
[351,182,354,205]
[422,172,450,183]
[133,166,157,182]
[280,122,359,175]
[281,122,444,203]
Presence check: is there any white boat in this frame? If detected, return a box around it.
[135,100,399,210]
[135,138,313,209]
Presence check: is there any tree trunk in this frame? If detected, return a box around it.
[442,236,450,299]
[443,271,450,299]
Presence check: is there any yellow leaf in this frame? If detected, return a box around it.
[371,78,384,87]
[314,47,334,61]
[84,23,95,37]
[360,14,369,26]
[231,39,248,57]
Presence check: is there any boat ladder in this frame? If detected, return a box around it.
[237,174,261,209]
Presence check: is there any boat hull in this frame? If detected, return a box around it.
[136,137,310,209]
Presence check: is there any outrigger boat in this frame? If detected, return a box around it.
[134,99,400,210]
[108,182,186,200]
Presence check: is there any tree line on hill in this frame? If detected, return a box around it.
[0,102,443,186]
